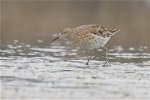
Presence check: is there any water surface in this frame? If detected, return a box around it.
[1,41,150,99]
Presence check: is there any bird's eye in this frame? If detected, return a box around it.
[93,32,97,35]
[98,30,103,34]
[107,34,109,37]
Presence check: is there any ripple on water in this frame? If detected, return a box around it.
[1,42,150,99]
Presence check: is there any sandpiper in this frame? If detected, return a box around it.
[51,24,120,66]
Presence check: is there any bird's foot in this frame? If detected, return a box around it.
[103,61,111,67]
[86,62,89,65]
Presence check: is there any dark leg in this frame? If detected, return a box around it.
[103,46,110,66]
[86,50,93,65]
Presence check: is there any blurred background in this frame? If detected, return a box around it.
[1,1,150,99]
[1,0,150,49]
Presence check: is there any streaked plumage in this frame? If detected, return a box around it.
[51,24,120,66]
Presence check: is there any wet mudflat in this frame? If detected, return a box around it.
[0,41,150,99]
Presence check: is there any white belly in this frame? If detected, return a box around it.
[80,36,110,50]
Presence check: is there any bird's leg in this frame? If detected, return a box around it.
[103,46,111,66]
[86,50,93,65]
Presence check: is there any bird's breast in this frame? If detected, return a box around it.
[79,36,110,50]
[60,31,110,50]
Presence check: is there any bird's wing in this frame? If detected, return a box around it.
[75,24,104,36]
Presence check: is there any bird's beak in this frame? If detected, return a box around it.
[51,32,62,43]
[51,36,60,43]
[110,28,120,35]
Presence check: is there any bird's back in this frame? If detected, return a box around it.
[63,24,102,40]
[60,24,106,50]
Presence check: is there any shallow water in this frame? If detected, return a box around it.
[0,41,150,99]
